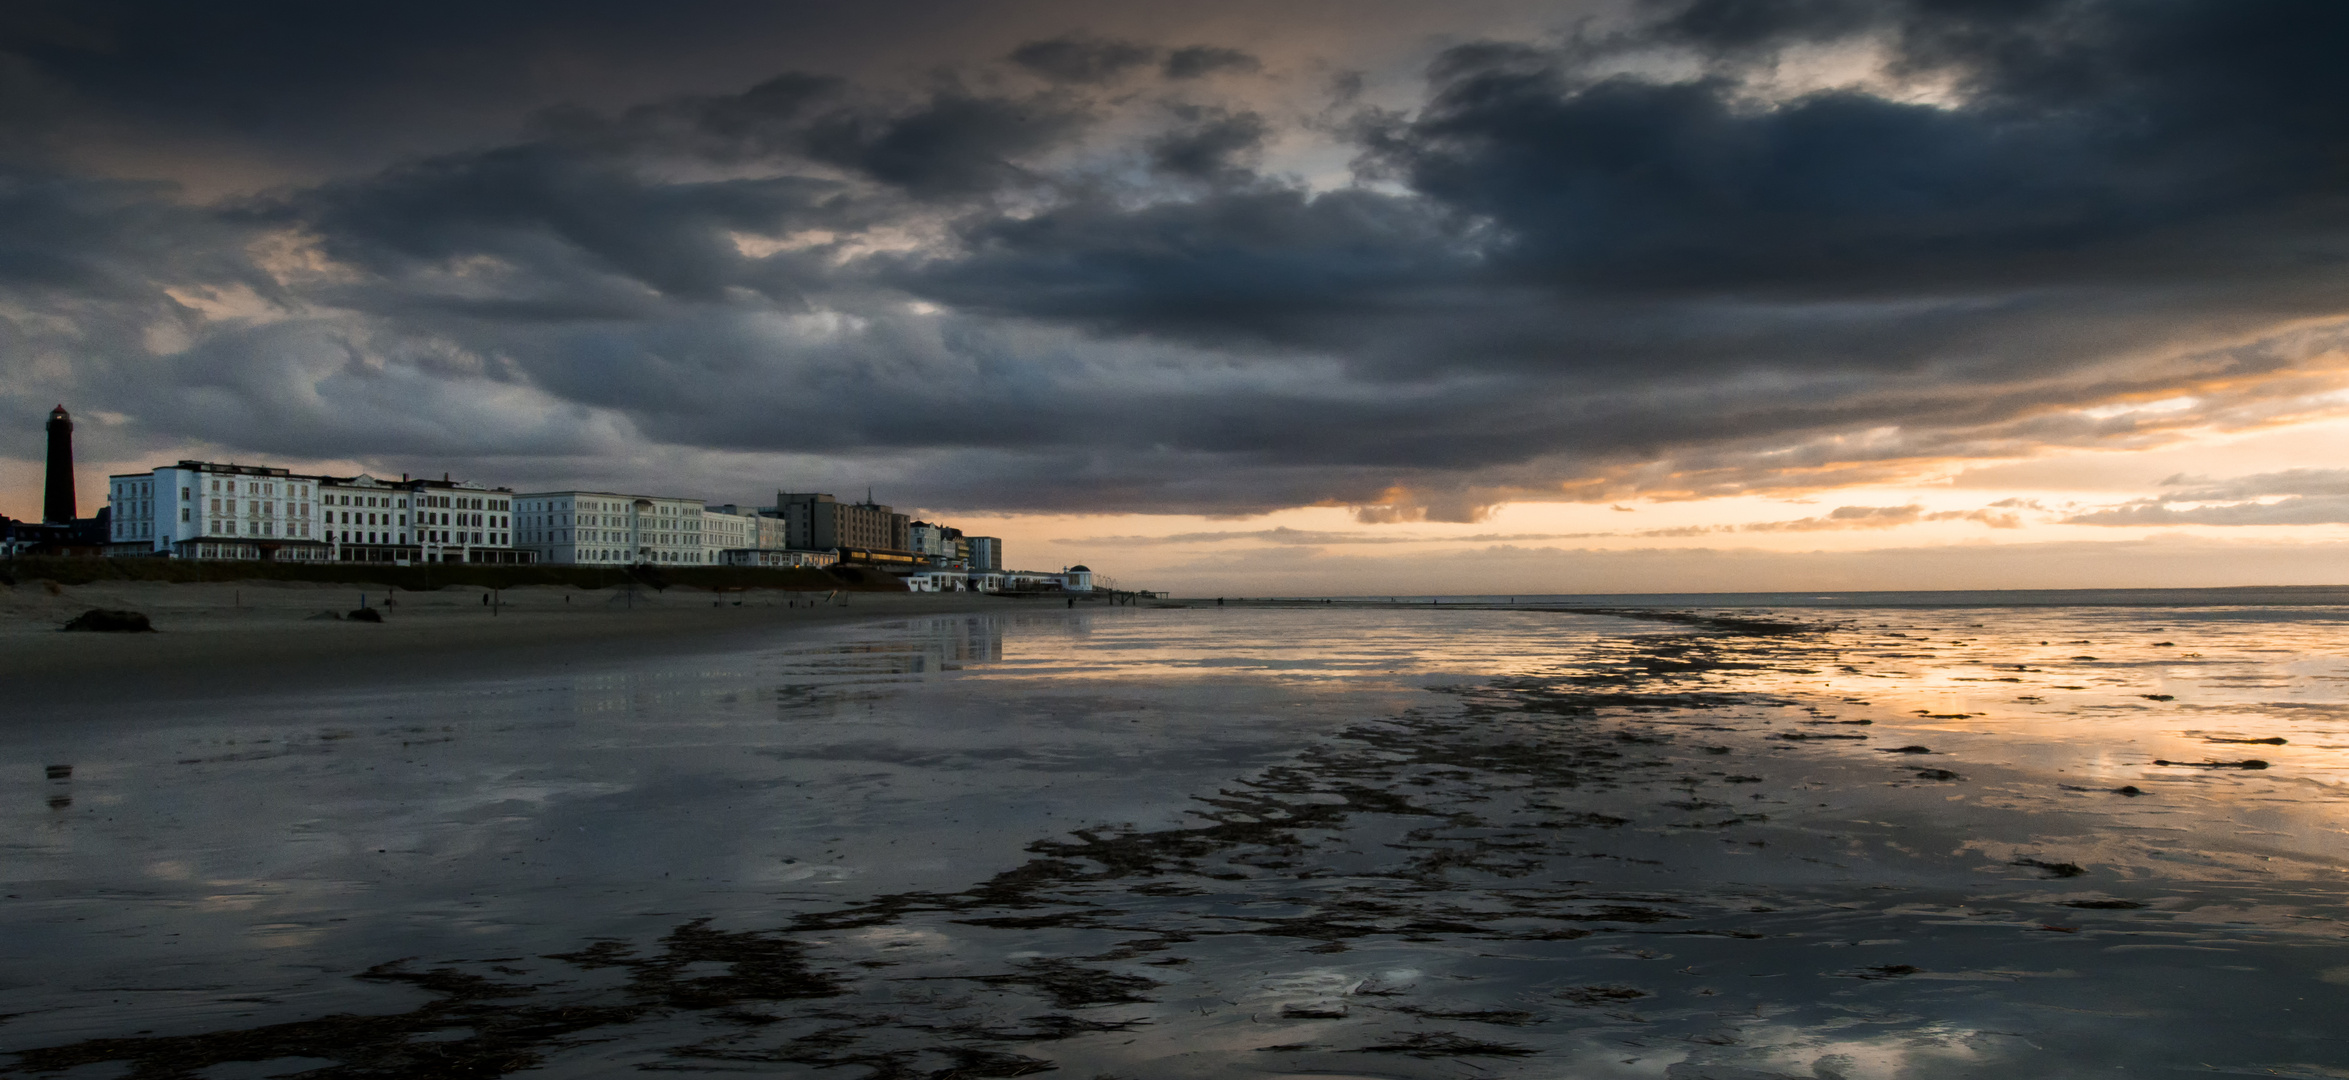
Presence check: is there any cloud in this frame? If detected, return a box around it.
[1063,503,2024,548]
[2154,468,2349,501]
[2068,498,2349,527]
[1723,504,2022,533]
[1951,509,2023,529]
[1006,35,1259,85]
[2066,469,2349,526]
[1057,525,1599,546]
[1742,504,1924,532]
[11,1,2349,525]
[1007,35,1158,84]
[1162,45,1260,80]
[1146,109,1269,180]
[1146,533,2349,596]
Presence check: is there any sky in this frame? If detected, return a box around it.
[6,0,2349,594]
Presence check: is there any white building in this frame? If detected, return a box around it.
[519,491,708,565]
[702,505,835,567]
[102,460,537,565]
[703,506,757,556]
[904,570,967,592]
[314,474,413,562]
[907,521,968,568]
[402,477,525,564]
[993,566,1100,592]
[108,461,328,561]
[310,474,527,565]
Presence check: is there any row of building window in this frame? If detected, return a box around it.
[564,548,707,563]
[107,471,894,572]
[206,479,310,498]
[197,521,312,537]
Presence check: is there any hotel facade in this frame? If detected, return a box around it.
[105,460,529,564]
[92,455,1076,591]
[516,491,708,566]
[109,462,327,561]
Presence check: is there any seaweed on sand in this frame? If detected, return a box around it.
[1280,1003,1349,1019]
[1348,1031,1538,1057]
[1573,609,1837,637]
[963,959,1160,1009]
[1557,984,1650,1006]
[666,1024,1058,1078]
[4,962,634,1080]
[1392,1006,1539,1026]
[541,919,844,1009]
[9,618,2053,1079]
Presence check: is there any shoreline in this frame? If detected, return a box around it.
[1181,583,2349,608]
[0,580,1050,720]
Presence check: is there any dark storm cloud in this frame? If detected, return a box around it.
[1146,109,1269,180]
[1162,46,1260,80]
[1007,34,1158,84]
[892,0,2349,420]
[903,185,1473,348]
[0,0,1050,179]
[274,77,1094,322]
[804,92,1090,197]
[0,169,230,295]
[1005,36,1261,85]
[9,0,2349,519]
[301,147,848,307]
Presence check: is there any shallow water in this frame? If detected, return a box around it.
[4,603,2348,1078]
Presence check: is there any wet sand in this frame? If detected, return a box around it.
[4,602,2348,1077]
[0,579,1028,720]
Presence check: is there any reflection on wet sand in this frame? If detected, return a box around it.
[3,603,2347,1078]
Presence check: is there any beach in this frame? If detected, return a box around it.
[3,595,2347,1077]
[0,579,1029,720]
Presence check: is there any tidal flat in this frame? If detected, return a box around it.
[4,600,2347,1078]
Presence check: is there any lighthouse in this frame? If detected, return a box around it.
[43,405,75,524]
